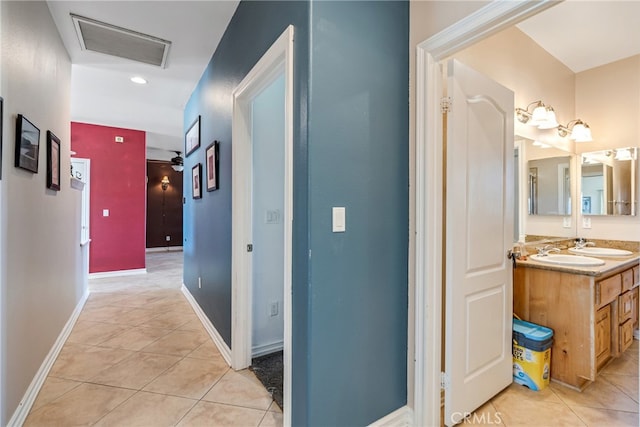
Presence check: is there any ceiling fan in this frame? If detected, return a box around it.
[170,151,184,172]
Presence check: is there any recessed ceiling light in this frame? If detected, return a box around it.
[130,76,147,85]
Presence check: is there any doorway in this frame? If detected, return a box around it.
[413,2,554,426]
[231,26,294,426]
[71,158,91,290]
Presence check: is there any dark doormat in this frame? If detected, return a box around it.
[250,351,283,410]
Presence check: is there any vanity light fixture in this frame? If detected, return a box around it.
[614,148,633,161]
[515,100,559,129]
[557,119,592,142]
[532,140,550,148]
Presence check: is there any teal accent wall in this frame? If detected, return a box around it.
[184,1,408,424]
[306,2,409,424]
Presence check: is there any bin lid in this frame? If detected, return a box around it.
[513,318,553,341]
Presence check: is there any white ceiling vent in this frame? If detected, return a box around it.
[71,14,171,68]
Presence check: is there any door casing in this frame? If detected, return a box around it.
[231,25,294,427]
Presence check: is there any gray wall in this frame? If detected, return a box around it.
[0,1,83,423]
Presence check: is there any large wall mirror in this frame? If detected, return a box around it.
[525,139,572,216]
[581,147,637,216]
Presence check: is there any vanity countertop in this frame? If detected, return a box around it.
[516,251,640,277]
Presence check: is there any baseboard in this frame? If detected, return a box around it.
[368,405,413,427]
[88,268,147,279]
[252,341,283,358]
[7,290,89,426]
[146,246,183,253]
[181,284,232,366]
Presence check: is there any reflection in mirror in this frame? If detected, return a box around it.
[581,147,637,216]
[526,139,572,216]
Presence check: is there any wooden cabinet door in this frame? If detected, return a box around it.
[595,305,611,370]
[633,287,639,330]
[619,319,634,353]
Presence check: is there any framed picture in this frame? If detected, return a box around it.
[46,131,61,191]
[0,97,3,180]
[192,163,202,199]
[206,141,219,191]
[15,114,40,173]
[185,115,200,157]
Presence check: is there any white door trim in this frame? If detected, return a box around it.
[231,25,294,427]
[413,2,556,426]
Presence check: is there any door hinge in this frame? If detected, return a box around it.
[247,244,253,252]
[440,371,450,390]
[441,97,451,114]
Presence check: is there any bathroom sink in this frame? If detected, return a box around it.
[530,254,605,266]
[568,247,633,257]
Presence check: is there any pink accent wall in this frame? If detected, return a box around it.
[71,122,146,273]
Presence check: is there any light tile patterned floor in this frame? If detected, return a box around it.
[465,340,639,426]
[24,251,282,427]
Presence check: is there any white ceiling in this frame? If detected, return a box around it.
[47,0,239,157]
[517,0,640,73]
[46,1,640,158]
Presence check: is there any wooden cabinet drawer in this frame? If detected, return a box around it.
[619,319,634,353]
[618,291,634,322]
[597,274,621,308]
[622,269,634,292]
[634,266,639,287]
[596,305,612,370]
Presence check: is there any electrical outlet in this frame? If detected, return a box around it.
[582,216,592,229]
[270,302,278,317]
[198,277,202,289]
[166,235,171,241]
[562,217,571,228]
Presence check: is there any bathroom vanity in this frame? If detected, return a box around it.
[514,250,639,390]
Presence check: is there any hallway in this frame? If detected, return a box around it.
[24,252,282,426]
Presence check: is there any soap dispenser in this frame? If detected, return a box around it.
[518,242,528,260]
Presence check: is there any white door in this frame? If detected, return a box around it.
[71,158,91,288]
[444,59,514,426]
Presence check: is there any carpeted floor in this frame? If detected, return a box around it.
[250,351,283,410]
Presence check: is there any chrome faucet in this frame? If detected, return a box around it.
[574,238,595,249]
[536,245,561,256]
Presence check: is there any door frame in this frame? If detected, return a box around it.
[231,25,294,426]
[413,2,556,425]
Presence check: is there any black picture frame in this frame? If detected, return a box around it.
[0,97,3,180]
[185,115,200,157]
[192,163,202,199]
[46,131,61,191]
[206,141,220,192]
[15,114,40,173]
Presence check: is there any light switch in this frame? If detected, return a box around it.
[103,209,109,217]
[332,207,346,232]
[563,217,571,228]
[582,216,591,229]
